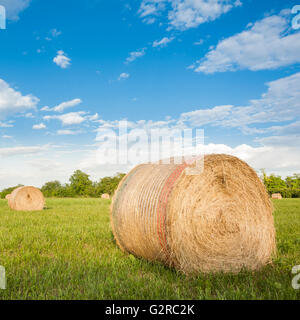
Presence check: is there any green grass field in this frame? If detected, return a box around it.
[0,198,299,300]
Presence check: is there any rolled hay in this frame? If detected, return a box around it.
[272,193,282,200]
[5,194,11,201]
[8,186,45,211]
[111,154,276,274]
[101,193,110,199]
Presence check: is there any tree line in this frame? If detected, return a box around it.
[0,171,126,199]
[262,171,300,198]
[1,170,300,199]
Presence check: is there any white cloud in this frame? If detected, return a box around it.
[125,48,146,63]
[88,113,99,121]
[153,36,175,47]
[0,148,78,189]
[50,28,62,37]
[0,121,14,127]
[194,39,204,45]
[0,79,39,119]
[44,112,86,126]
[0,145,45,157]
[81,119,300,178]
[180,105,233,126]
[53,50,71,69]
[2,135,12,139]
[138,0,165,18]
[118,73,130,80]
[138,0,241,30]
[52,98,82,112]
[143,17,156,24]
[24,112,34,118]
[41,106,50,111]
[57,129,81,135]
[0,0,30,21]
[192,14,300,74]
[180,72,300,131]
[32,123,46,130]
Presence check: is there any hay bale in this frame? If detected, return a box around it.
[8,186,45,211]
[5,194,11,201]
[101,193,110,199]
[272,193,282,199]
[111,154,276,274]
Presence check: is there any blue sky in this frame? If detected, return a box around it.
[0,0,300,189]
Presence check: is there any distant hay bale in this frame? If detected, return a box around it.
[8,186,45,211]
[101,193,110,199]
[111,154,276,274]
[5,194,11,201]
[272,193,282,200]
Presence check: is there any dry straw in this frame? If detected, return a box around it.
[272,193,282,200]
[111,154,276,274]
[101,193,110,199]
[8,186,45,211]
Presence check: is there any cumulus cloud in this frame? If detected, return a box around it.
[52,98,82,112]
[138,0,241,30]
[32,123,46,130]
[0,79,39,119]
[192,14,300,74]
[87,113,99,121]
[53,50,71,69]
[118,73,130,80]
[153,36,175,47]
[0,0,31,21]
[180,72,300,131]
[125,48,146,63]
[44,112,86,126]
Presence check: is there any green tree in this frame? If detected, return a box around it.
[0,185,24,199]
[263,173,287,195]
[41,181,62,197]
[69,170,93,197]
[96,173,126,196]
[262,171,300,198]
[285,174,300,198]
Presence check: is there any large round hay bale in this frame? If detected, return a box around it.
[111,154,276,274]
[8,186,45,211]
[101,193,110,199]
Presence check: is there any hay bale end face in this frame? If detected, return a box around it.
[272,193,282,199]
[111,154,276,274]
[101,193,110,199]
[8,186,45,211]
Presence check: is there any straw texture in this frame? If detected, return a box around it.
[111,154,276,274]
[8,186,45,211]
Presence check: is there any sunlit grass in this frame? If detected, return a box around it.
[0,198,299,300]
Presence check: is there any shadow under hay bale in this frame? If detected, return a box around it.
[111,154,276,274]
[8,186,45,211]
